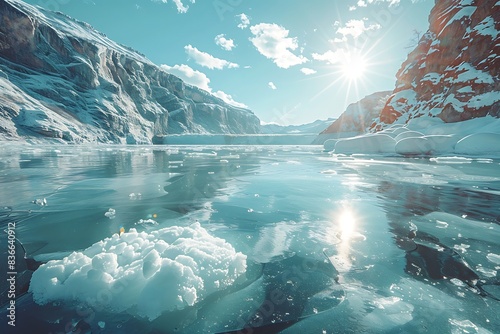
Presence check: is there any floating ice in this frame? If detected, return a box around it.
[129,192,142,200]
[486,253,500,265]
[32,198,47,206]
[104,208,116,219]
[475,266,497,278]
[135,219,158,226]
[29,222,247,320]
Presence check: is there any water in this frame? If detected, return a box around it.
[1,144,499,333]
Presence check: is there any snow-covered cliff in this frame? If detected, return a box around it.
[0,0,260,144]
[373,0,499,130]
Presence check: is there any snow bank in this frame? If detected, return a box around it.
[327,116,500,157]
[454,133,500,155]
[334,134,396,154]
[29,222,247,320]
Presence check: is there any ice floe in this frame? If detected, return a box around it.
[29,222,247,320]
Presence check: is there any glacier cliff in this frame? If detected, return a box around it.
[0,0,260,144]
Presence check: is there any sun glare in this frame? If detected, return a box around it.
[341,54,367,81]
[339,210,356,240]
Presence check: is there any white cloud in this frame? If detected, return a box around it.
[350,0,402,11]
[152,0,195,13]
[237,13,250,29]
[214,34,235,51]
[300,68,317,75]
[184,45,239,70]
[312,50,344,64]
[249,23,308,69]
[330,37,347,43]
[336,19,381,39]
[161,64,247,108]
[268,82,277,90]
[160,64,211,91]
[213,90,247,108]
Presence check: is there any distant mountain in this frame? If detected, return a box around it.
[0,0,260,143]
[261,118,335,134]
[320,91,391,135]
[373,0,499,130]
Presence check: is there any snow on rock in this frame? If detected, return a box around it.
[0,0,260,143]
[29,222,247,320]
[371,0,500,131]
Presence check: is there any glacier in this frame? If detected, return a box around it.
[0,0,260,144]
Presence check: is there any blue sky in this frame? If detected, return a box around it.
[25,0,434,125]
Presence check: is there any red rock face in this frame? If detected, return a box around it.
[375,0,500,129]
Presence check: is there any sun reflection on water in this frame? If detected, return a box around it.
[327,206,365,274]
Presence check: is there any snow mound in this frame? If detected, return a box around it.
[323,139,338,151]
[328,116,500,157]
[454,133,500,155]
[395,137,433,155]
[29,222,247,320]
[334,134,396,154]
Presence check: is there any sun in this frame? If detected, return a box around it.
[340,53,367,81]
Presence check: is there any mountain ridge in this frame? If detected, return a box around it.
[0,0,260,143]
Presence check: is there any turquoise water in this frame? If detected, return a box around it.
[1,144,499,333]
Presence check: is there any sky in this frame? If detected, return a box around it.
[24,0,434,125]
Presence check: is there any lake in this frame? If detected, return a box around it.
[1,144,499,333]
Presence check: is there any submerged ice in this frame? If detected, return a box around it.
[29,222,247,320]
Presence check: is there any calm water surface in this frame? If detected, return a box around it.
[1,144,499,333]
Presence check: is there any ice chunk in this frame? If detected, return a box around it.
[486,253,500,265]
[29,222,247,321]
[32,198,47,206]
[104,208,116,219]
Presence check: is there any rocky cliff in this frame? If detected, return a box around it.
[0,0,260,143]
[373,0,500,130]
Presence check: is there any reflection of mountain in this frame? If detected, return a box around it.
[0,0,260,143]
[338,158,500,301]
